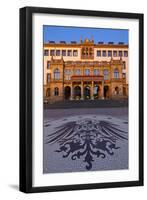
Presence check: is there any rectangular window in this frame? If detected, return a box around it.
[47,73,51,83]
[124,51,128,57]
[65,69,71,75]
[47,61,50,69]
[44,49,49,56]
[85,69,90,75]
[108,51,112,57]
[94,69,100,75]
[114,69,119,79]
[56,50,60,56]
[75,69,81,75]
[104,70,109,80]
[119,51,122,57]
[67,50,72,56]
[97,50,101,57]
[102,51,106,57]
[50,50,55,56]
[113,51,117,57]
[62,50,66,56]
[73,50,78,56]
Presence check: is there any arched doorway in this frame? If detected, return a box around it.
[74,86,81,100]
[104,86,109,99]
[64,86,71,100]
[84,86,91,100]
[115,86,119,95]
[93,85,100,99]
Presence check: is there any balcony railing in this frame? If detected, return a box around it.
[71,75,104,82]
[50,79,63,82]
[111,78,126,82]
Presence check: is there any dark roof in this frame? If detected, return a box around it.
[71,41,77,44]
[98,41,104,44]
[108,42,114,44]
[48,40,55,43]
[60,41,66,44]
[118,42,124,45]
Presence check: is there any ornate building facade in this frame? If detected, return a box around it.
[43,39,128,102]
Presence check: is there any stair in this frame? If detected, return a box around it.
[44,99,128,109]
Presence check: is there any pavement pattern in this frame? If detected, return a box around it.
[43,107,128,174]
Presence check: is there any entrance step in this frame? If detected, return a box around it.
[44,99,128,109]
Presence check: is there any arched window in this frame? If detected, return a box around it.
[54,68,60,80]
[104,69,109,80]
[54,87,59,96]
[114,68,119,79]
[89,48,93,55]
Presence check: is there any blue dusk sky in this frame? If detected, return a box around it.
[43,25,128,44]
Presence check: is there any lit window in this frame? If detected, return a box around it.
[85,48,88,55]
[47,73,51,83]
[54,87,59,96]
[89,48,93,56]
[113,51,117,57]
[102,51,106,57]
[82,48,86,56]
[62,50,66,56]
[67,50,72,56]
[85,69,90,75]
[50,50,55,56]
[73,50,78,56]
[119,51,122,57]
[114,68,119,79]
[104,69,109,80]
[94,69,100,75]
[124,51,128,57]
[108,51,112,57]
[54,68,60,79]
[44,50,49,56]
[97,51,101,57]
[47,61,50,69]
[56,50,60,56]
[75,69,81,75]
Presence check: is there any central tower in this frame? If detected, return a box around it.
[81,38,94,59]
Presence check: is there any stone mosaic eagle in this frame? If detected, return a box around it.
[45,118,128,170]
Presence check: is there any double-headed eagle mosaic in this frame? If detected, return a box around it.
[45,118,128,170]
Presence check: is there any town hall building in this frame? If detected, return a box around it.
[43,38,128,102]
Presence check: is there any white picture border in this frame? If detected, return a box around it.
[32,13,139,187]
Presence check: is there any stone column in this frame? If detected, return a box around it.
[70,83,73,100]
[81,81,84,100]
[101,81,104,99]
[91,81,94,100]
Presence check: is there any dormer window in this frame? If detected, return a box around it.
[62,50,66,56]
[73,50,78,56]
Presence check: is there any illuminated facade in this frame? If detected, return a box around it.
[43,39,128,102]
